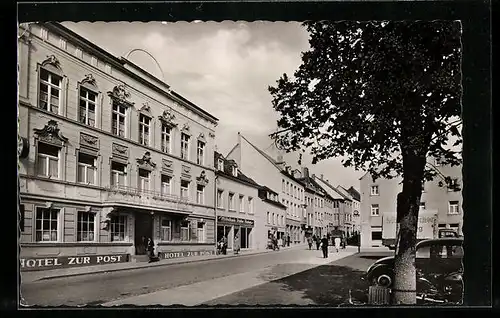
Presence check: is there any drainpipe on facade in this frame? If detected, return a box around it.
[214,174,219,253]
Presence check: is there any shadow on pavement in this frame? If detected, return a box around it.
[274,264,370,306]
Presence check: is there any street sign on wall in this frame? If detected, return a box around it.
[159,250,215,260]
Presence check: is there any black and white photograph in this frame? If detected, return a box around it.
[15,1,491,309]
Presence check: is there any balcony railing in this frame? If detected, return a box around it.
[105,185,191,212]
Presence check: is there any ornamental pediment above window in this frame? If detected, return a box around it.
[80,74,98,91]
[34,120,68,147]
[107,84,134,107]
[139,102,153,117]
[137,151,156,170]
[197,133,207,143]
[181,123,191,135]
[41,55,63,74]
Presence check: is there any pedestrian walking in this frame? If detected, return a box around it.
[234,233,241,255]
[287,234,291,247]
[334,237,341,253]
[316,236,321,250]
[321,235,329,258]
[307,236,313,250]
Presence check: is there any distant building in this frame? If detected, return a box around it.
[335,185,355,236]
[18,22,218,271]
[258,186,288,246]
[346,186,361,234]
[359,161,463,248]
[227,133,306,244]
[214,152,263,251]
[296,169,329,238]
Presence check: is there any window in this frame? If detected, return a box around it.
[91,56,97,67]
[77,211,95,241]
[416,245,431,259]
[105,63,111,74]
[161,124,171,153]
[75,47,83,59]
[239,195,244,212]
[371,231,382,241]
[272,213,275,225]
[37,142,60,178]
[181,180,190,200]
[217,189,224,208]
[78,87,97,127]
[286,182,290,194]
[232,166,238,177]
[197,140,205,165]
[217,158,224,171]
[35,207,58,242]
[40,27,48,40]
[111,102,126,137]
[447,244,464,259]
[77,152,96,184]
[448,178,460,191]
[39,68,62,114]
[139,114,150,146]
[160,218,171,241]
[282,180,285,192]
[281,215,284,225]
[248,197,254,213]
[111,161,127,187]
[110,215,126,242]
[197,223,205,243]
[181,133,190,160]
[229,193,235,210]
[420,202,426,210]
[196,184,205,204]
[138,169,150,192]
[371,204,380,216]
[267,212,270,224]
[448,201,460,214]
[161,175,171,195]
[20,205,25,232]
[370,185,379,196]
[181,220,190,241]
[438,223,447,229]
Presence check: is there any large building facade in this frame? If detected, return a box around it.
[359,161,463,248]
[227,133,306,245]
[18,22,219,271]
[214,152,264,251]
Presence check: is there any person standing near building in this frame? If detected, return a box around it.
[334,236,341,253]
[316,235,321,250]
[234,233,241,255]
[321,235,329,258]
[287,234,291,247]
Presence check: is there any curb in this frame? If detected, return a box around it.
[31,245,309,282]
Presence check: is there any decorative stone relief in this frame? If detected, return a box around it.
[112,143,128,158]
[196,171,209,186]
[80,133,99,149]
[181,123,191,135]
[107,84,133,106]
[137,151,156,169]
[181,165,191,179]
[209,132,216,138]
[34,120,68,147]
[158,109,177,127]
[197,133,206,142]
[162,159,174,173]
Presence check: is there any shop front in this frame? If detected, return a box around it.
[216,216,255,250]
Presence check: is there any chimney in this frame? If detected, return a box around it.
[302,167,309,178]
[321,174,324,180]
[312,174,316,179]
[327,179,329,183]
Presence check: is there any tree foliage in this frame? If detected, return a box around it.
[269,20,462,182]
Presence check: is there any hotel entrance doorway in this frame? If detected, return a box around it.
[135,213,153,255]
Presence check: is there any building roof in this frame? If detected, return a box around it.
[44,22,219,124]
[347,186,361,201]
[239,134,303,185]
[214,152,261,189]
[334,186,354,201]
[314,177,348,200]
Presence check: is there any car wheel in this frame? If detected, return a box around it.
[371,269,393,288]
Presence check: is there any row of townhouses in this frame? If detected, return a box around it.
[17,22,360,272]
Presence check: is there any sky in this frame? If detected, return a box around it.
[62,21,364,189]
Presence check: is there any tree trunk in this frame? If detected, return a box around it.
[391,155,426,305]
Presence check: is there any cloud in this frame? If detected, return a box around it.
[61,21,362,188]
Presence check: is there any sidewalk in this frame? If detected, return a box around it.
[21,243,308,284]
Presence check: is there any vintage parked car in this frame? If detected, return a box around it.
[362,237,463,304]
